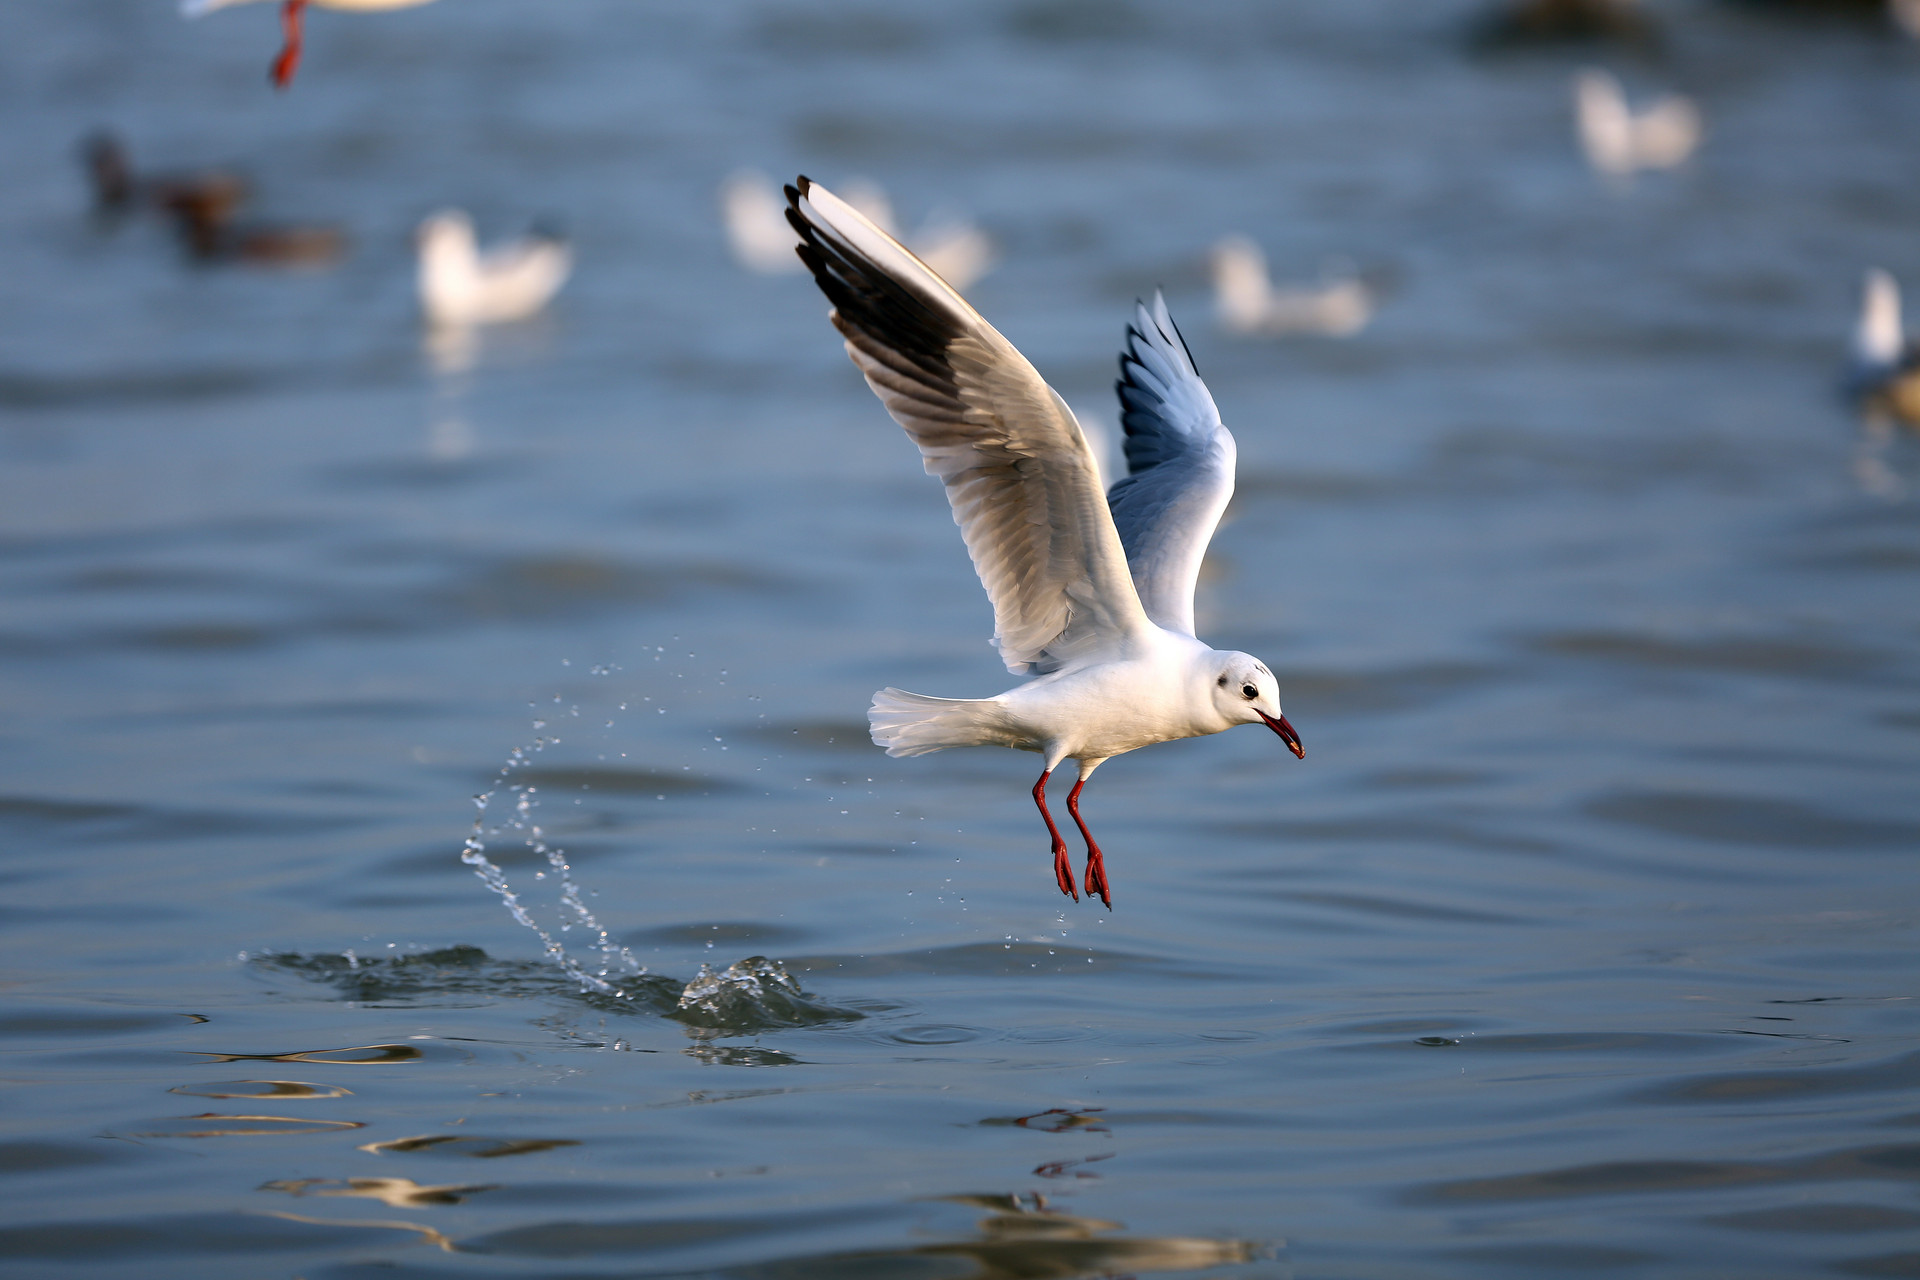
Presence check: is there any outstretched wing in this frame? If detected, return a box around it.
[787,177,1151,675]
[1105,294,1236,638]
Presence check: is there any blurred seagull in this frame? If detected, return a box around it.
[785,176,1304,909]
[723,169,995,290]
[1574,69,1702,179]
[1848,268,1918,497]
[416,210,571,328]
[1850,268,1920,425]
[1210,236,1374,338]
[181,0,439,89]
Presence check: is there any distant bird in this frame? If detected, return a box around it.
[78,132,341,266]
[786,177,1303,909]
[722,169,996,291]
[181,0,440,89]
[1573,69,1702,179]
[1850,268,1920,426]
[1210,236,1374,338]
[1471,0,1661,50]
[80,132,141,212]
[79,131,250,218]
[416,210,571,328]
[157,179,342,265]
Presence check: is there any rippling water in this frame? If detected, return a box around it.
[4,2,1920,1277]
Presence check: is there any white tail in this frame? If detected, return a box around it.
[868,688,1009,757]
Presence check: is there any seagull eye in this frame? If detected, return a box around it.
[1241,684,1257,700]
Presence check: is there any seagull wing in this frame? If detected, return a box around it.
[787,177,1153,675]
[1105,294,1236,638]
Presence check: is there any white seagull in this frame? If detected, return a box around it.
[1847,268,1919,498]
[1851,268,1919,413]
[786,177,1304,909]
[724,169,996,291]
[1210,235,1375,338]
[181,0,439,89]
[1573,69,1701,180]
[416,209,571,329]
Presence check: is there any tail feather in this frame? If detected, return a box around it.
[869,688,1009,758]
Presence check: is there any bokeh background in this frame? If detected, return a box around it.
[3,1,1919,1277]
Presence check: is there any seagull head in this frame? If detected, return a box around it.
[1210,654,1303,759]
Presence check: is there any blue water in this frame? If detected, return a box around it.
[3,1,1919,1277]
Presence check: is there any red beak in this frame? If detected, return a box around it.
[1257,710,1305,759]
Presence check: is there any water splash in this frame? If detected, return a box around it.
[251,948,861,1033]
[675,956,849,1029]
[461,719,648,1000]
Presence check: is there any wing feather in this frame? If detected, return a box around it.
[1105,294,1236,638]
[787,177,1151,674]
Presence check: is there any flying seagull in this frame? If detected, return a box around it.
[785,177,1303,909]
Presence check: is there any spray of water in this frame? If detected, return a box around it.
[454,658,838,1030]
[460,682,648,1000]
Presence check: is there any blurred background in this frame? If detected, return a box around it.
[3,1,1920,1277]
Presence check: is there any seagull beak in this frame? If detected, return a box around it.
[1257,709,1305,759]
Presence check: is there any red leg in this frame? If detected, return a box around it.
[1033,769,1076,901]
[1066,778,1110,910]
[271,0,308,90]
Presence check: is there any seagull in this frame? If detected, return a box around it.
[1850,268,1920,424]
[181,0,439,89]
[1846,268,1917,497]
[724,169,996,291]
[1210,236,1374,338]
[1573,69,1702,179]
[785,177,1304,909]
[416,210,571,328]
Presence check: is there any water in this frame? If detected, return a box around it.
[3,1,1920,1276]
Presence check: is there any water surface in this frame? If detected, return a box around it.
[2,2,1919,1277]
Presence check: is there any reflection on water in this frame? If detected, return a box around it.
[261,1210,459,1253]
[129,1114,365,1138]
[989,1108,1110,1134]
[813,1193,1260,1280]
[188,1043,423,1066]
[1033,1152,1114,1180]
[261,1176,498,1207]
[169,1080,352,1099]
[358,1135,580,1159]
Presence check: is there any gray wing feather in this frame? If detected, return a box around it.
[1105,294,1235,638]
[787,178,1152,675]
